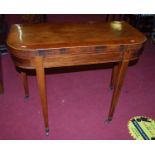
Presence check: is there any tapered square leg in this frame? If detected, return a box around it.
[0,82,3,94]
[20,72,29,100]
[110,63,119,90]
[34,56,49,135]
[108,51,131,121]
[0,54,4,94]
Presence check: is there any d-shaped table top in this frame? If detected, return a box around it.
[7,21,146,51]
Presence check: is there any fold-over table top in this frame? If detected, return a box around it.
[7,21,146,51]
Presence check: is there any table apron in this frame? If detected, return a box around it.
[41,52,123,68]
[12,52,124,69]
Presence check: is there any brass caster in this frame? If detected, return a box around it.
[45,128,49,136]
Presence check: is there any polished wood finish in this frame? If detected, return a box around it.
[34,56,49,133]
[110,63,119,90]
[7,21,146,133]
[20,71,29,98]
[108,50,131,120]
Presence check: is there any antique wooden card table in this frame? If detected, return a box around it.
[0,53,4,94]
[7,21,146,135]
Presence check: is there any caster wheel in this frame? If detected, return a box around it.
[24,95,29,102]
[45,128,49,136]
[105,117,112,123]
[45,132,49,136]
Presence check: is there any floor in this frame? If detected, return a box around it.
[0,40,155,140]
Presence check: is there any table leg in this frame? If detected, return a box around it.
[34,56,49,135]
[110,63,119,90]
[0,79,3,94]
[107,59,129,121]
[0,54,4,94]
[21,72,29,99]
